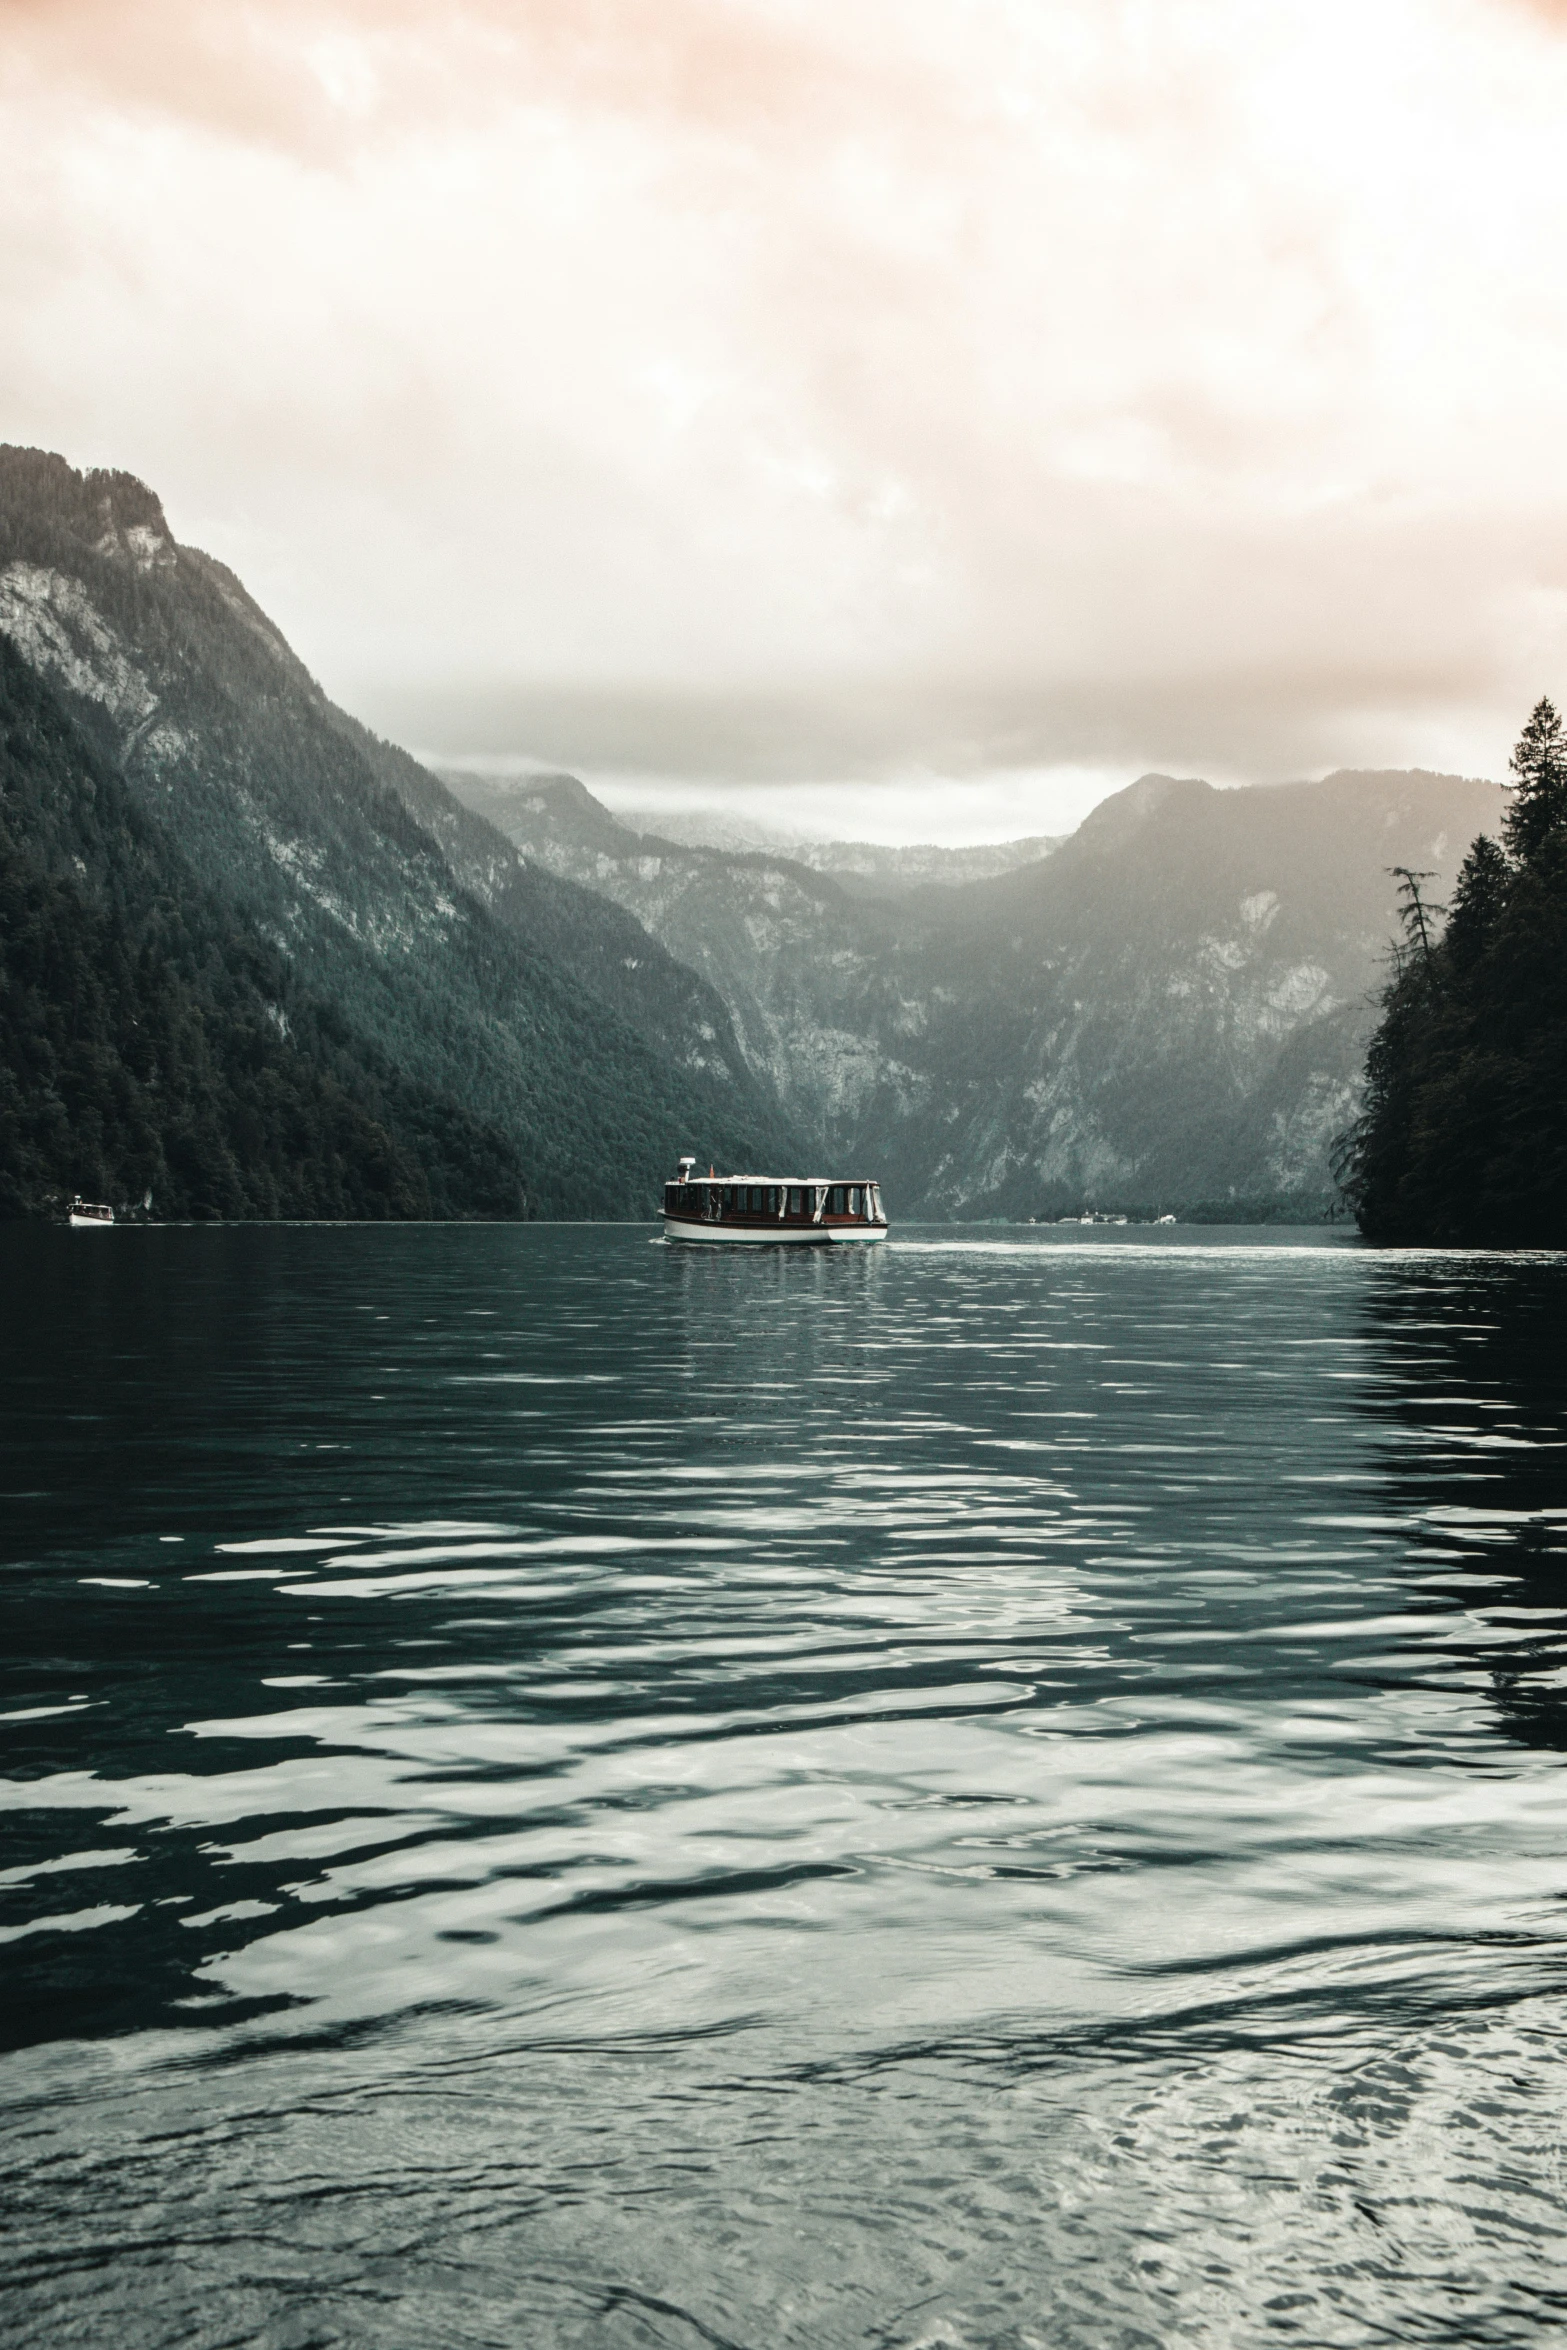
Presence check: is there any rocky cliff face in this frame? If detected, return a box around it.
[0,448,801,1213]
[447,764,1504,1215]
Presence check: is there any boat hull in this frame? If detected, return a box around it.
[662,1216,888,1246]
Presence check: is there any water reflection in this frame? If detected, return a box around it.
[1358,1256,1567,1753]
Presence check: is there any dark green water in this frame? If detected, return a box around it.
[3,1222,1567,2348]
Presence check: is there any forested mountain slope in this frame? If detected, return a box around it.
[444,763,1503,1214]
[0,448,800,1215]
[0,638,526,1219]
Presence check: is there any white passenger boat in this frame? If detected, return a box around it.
[662,1158,888,1245]
[68,1198,114,1228]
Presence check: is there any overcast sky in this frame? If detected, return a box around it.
[5,0,1567,838]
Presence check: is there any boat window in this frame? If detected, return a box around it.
[766,1187,778,1214]
[849,1187,862,1216]
[828,1186,845,1215]
[788,1187,803,1215]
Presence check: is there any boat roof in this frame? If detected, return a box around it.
[677,1174,879,1185]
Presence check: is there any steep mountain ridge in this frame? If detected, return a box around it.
[0,447,801,1212]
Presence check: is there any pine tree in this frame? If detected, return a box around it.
[1504,696,1567,866]
[1443,835,1508,968]
[1389,866,1442,971]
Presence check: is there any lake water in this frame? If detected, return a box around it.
[4,1222,1567,2348]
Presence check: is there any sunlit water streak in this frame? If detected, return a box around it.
[3,1222,1567,2347]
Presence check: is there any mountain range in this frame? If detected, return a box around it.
[445,763,1503,1216]
[0,444,1505,1221]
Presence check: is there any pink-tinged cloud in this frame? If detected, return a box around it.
[4,0,1567,825]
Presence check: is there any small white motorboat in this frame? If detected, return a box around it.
[68,1199,115,1229]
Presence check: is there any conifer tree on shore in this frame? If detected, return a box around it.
[1503,696,1567,864]
[1338,699,1567,1245]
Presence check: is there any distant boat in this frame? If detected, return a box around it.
[68,1199,114,1228]
[662,1157,888,1245]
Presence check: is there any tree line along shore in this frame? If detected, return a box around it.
[1338,698,1567,1249]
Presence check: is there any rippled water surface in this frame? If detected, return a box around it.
[4,1222,1567,2347]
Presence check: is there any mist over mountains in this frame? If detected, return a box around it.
[561,797,1066,898]
[0,446,1502,1222]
